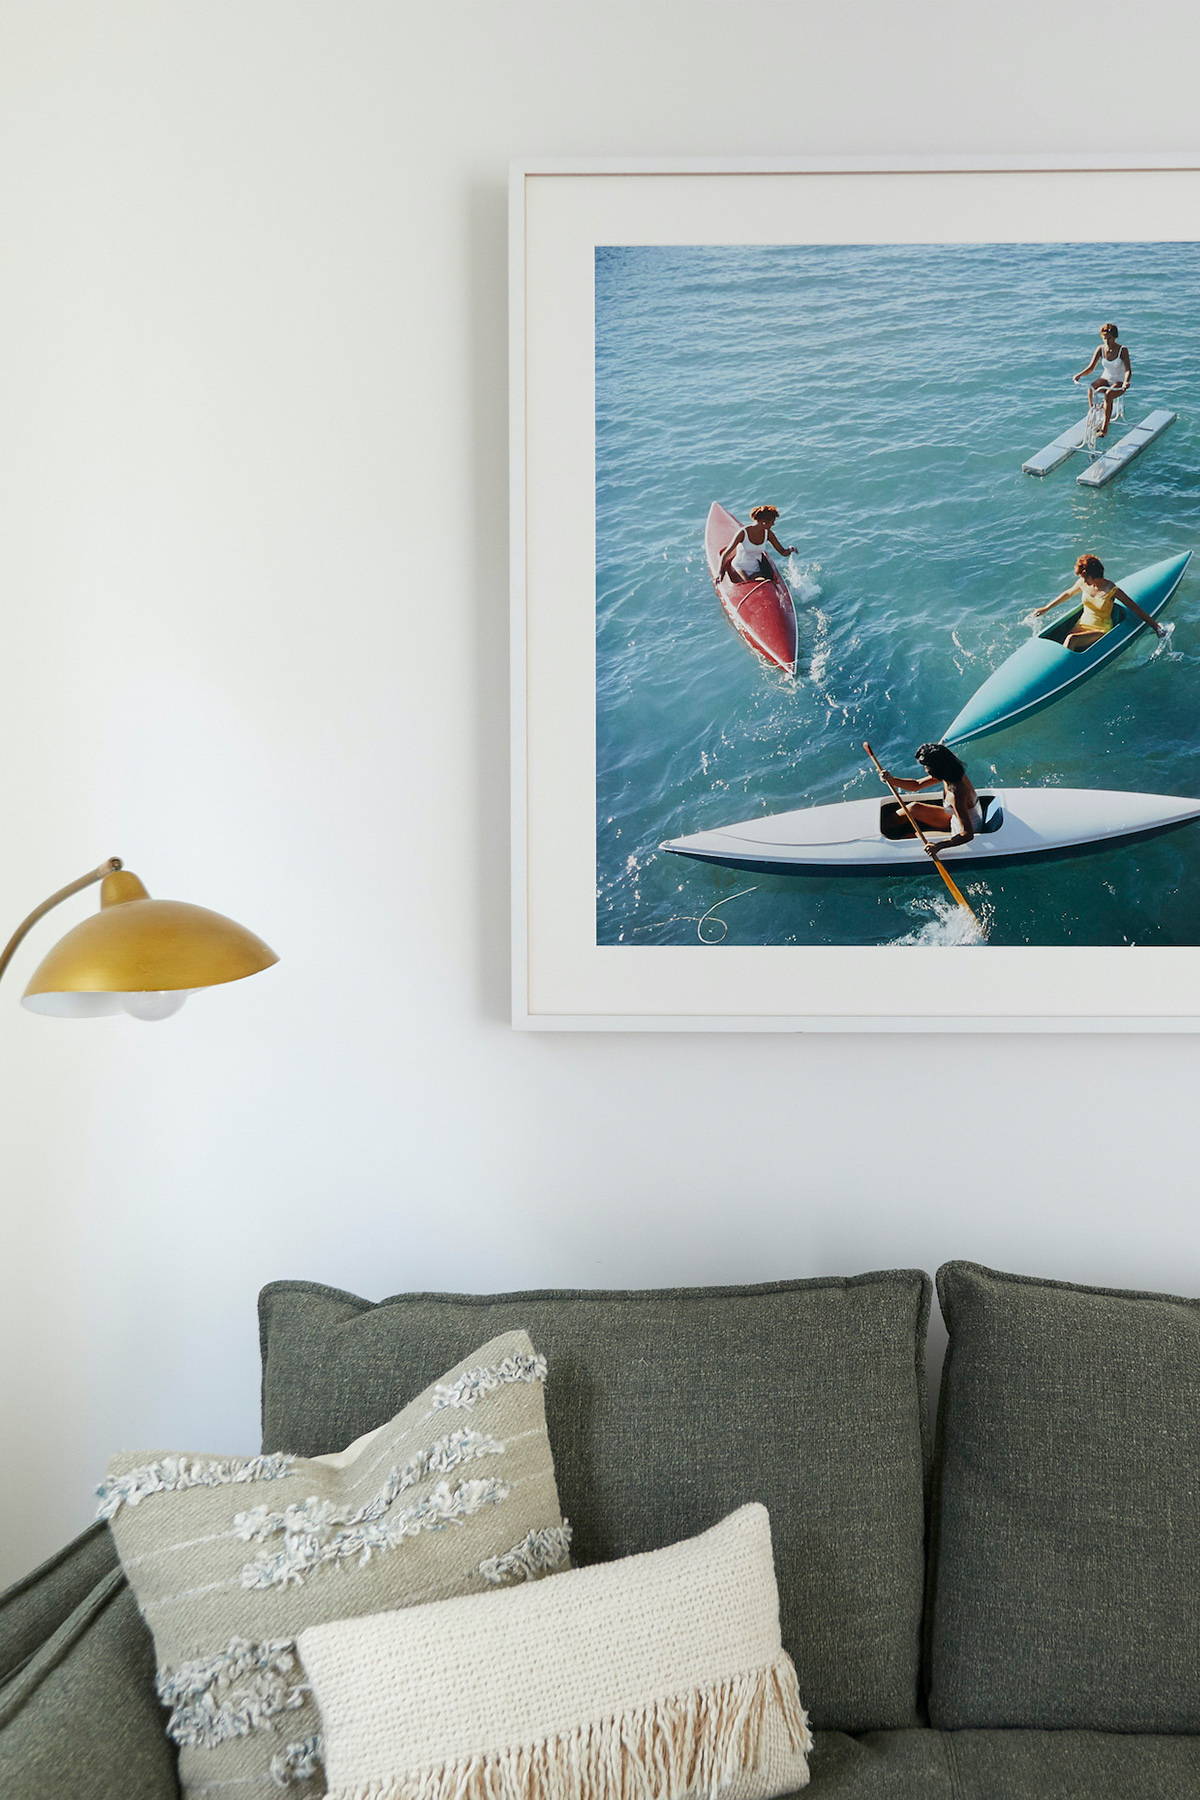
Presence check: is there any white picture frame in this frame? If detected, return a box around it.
[511,154,1200,1031]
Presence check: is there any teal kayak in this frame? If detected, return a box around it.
[943,551,1192,748]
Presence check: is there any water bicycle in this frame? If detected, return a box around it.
[1022,386,1176,487]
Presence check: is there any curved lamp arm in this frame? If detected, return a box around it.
[0,858,124,987]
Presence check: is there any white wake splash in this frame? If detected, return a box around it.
[808,608,833,684]
[785,554,823,607]
[783,557,830,684]
[1149,620,1182,662]
[891,893,992,947]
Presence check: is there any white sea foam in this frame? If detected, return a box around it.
[785,555,823,607]
[780,558,829,683]
[1149,620,1182,662]
[808,608,832,684]
[892,894,991,947]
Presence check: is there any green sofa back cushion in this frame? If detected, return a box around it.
[929,1260,1200,1731]
[258,1272,931,1734]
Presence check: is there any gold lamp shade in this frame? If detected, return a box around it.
[21,869,278,1019]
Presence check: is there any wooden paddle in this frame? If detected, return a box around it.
[862,742,979,923]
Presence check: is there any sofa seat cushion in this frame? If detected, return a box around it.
[259,1272,932,1732]
[803,1731,1200,1797]
[805,1731,955,1795]
[928,1261,1200,1731]
[943,1729,1200,1798]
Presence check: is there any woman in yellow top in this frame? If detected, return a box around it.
[1033,552,1166,653]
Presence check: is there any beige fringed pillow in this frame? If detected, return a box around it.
[99,1330,568,1800]
[300,1503,811,1800]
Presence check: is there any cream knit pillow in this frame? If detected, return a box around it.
[99,1330,568,1800]
[300,1503,811,1800]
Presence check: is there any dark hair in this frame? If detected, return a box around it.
[749,504,779,523]
[915,741,965,782]
[1075,552,1105,580]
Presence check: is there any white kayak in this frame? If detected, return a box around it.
[660,789,1200,875]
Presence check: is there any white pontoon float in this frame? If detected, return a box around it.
[1023,401,1176,485]
[1075,409,1177,487]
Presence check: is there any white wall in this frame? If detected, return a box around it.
[2,0,1198,1585]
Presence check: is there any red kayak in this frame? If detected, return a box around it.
[704,503,798,676]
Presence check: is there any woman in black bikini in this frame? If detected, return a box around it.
[880,743,981,862]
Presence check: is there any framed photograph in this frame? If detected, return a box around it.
[511,155,1200,1030]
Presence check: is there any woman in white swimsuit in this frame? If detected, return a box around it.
[880,743,981,861]
[1074,323,1131,439]
[717,504,796,584]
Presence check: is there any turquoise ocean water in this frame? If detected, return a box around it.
[595,241,1200,947]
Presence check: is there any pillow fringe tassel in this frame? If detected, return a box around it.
[327,1653,811,1800]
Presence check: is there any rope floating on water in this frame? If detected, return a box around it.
[627,886,760,945]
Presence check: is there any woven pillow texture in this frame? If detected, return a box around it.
[99,1330,568,1800]
[300,1502,812,1800]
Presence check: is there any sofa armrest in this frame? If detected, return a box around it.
[0,1565,179,1800]
[0,1524,119,1686]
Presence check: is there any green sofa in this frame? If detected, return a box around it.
[5,1261,1200,1798]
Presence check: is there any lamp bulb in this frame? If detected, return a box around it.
[121,991,188,1022]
